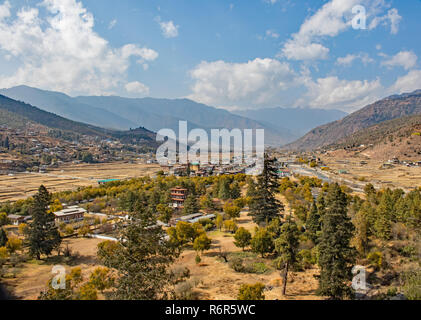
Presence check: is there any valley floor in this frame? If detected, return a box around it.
[0,162,161,202]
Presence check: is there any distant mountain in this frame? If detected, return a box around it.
[235,107,347,136]
[0,86,295,146]
[0,94,156,147]
[0,86,137,130]
[286,90,421,151]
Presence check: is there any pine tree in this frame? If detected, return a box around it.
[4,136,9,150]
[249,155,284,225]
[99,206,185,299]
[317,183,356,300]
[374,191,394,240]
[274,219,299,296]
[306,201,321,244]
[353,204,370,256]
[0,228,8,247]
[27,185,62,260]
[183,195,200,215]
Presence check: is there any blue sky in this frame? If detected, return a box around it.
[0,0,420,112]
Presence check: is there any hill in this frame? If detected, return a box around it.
[327,114,421,161]
[286,90,421,150]
[0,94,156,147]
[235,107,347,136]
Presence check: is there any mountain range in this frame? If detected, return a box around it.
[286,90,421,151]
[0,85,348,146]
[0,94,157,148]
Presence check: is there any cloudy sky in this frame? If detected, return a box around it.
[0,0,420,112]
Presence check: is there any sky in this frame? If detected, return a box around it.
[0,0,420,112]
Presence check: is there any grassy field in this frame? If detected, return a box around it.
[0,162,161,202]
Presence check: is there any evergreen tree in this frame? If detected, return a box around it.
[0,228,8,247]
[98,206,185,299]
[353,204,370,256]
[218,177,231,200]
[27,185,61,260]
[374,191,394,240]
[306,201,321,244]
[317,183,356,300]
[4,136,9,150]
[230,181,241,199]
[274,219,299,296]
[183,195,200,215]
[249,155,284,225]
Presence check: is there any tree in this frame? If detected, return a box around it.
[218,177,232,200]
[274,220,299,296]
[183,195,200,216]
[0,212,8,226]
[374,191,393,240]
[78,224,91,237]
[353,203,370,256]
[249,155,284,225]
[200,194,215,212]
[234,227,251,251]
[157,204,173,224]
[237,283,265,300]
[223,220,238,234]
[18,223,29,235]
[175,221,196,244]
[98,207,184,299]
[50,199,63,213]
[230,182,241,199]
[193,233,212,256]
[4,136,9,150]
[27,186,62,260]
[224,203,241,220]
[251,227,274,258]
[306,201,321,244]
[215,214,223,231]
[6,235,22,254]
[0,228,8,247]
[317,184,356,300]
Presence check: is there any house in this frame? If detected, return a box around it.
[7,214,31,226]
[54,206,86,224]
[170,187,188,208]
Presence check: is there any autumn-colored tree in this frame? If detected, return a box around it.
[234,227,252,251]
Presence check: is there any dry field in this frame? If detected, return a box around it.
[3,212,320,300]
[321,153,421,192]
[3,238,104,300]
[0,162,161,202]
[173,211,320,300]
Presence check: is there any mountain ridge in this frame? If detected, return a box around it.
[286,90,421,151]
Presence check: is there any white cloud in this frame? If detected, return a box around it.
[0,0,157,96]
[188,58,297,108]
[381,51,418,70]
[300,74,383,111]
[108,19,117,30]
[391,70,421,94]
[157,18,179,38]
[369,8,401,34]
[336,53,374,66]
[125,81,150,95]
[265,30,279,39]
[281,0,401,61]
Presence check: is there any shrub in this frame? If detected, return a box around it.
[401,270,421,300]
[367,251,383,270]
[230,257,246,273]
[237,283,265,300]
